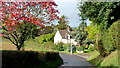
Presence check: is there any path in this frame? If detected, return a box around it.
[58,53,96,68]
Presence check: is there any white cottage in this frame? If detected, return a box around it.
[54,30,78,45]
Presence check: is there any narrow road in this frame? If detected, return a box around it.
[58,53,96,68]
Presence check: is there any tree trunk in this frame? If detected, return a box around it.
[16,40,25,50]
[16,42,24,50]
[17,46,21,50]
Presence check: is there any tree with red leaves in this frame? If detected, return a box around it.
[0,1,59,50]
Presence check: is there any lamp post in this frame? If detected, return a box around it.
[68,34,72,54]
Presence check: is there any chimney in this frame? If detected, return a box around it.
[67,26,70,32]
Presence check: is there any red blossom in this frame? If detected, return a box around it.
[0,2,60,33]
[7,28,12,31]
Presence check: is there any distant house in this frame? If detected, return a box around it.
[54,30,78,45]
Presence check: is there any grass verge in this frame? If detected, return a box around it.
[87,50,118,68]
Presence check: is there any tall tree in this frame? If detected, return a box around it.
[72,21,87,45]
[78,2,120,28]
[0,2,59,50]
[56,15,69,30]
[78,2,120,56]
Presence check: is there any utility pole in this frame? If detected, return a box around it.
[70,39,72,54]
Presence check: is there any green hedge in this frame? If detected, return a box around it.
[2,50,63,68]
[102,20,120,54]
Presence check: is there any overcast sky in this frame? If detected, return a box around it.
[54,0,81,27]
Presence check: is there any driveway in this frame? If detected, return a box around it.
[58,53,96,68]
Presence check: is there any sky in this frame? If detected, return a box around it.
[54,0,90,27]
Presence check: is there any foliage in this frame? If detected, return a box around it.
[78,2,120,28]
[95,31,107,57]
[36,33,54,44]
[53,43,68,51]
[85,20,119,56]
[85,23,100,41]
[84,19,119,57]
[78,2,120,67]
[101,20,120,54]
[72,21,87,45]
[56,15,69,30]
[2,50,63,68]
[62,44,70,52]
[38,25,55,35]
[71,45,76,53]
[56,43,64,51]
[83,39,94,47]
[76,46,85,51]
[50,42,72,52]
[93,20,119,56]
[0,2,59,50]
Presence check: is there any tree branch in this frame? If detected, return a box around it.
[3,35,16,45]
[3,27,18,46]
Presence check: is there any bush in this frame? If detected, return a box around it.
[52,43,74,52]
[76,46,85,51]
[101,20,120,54]
[63,44,70,51]
[41,42,66,51]
[57,43,64,51]
[2,50,63,68]
[35,33,54,44]
[72,45,76,53]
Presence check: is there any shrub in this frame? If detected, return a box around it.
[35,33,54,44]
[57,43,64,51]
[101,20,120,54]
[63,44,70,51]
[76,46,85,51]
[52,43,73,52]
[72,45,76,53]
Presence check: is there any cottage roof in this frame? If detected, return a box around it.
[59,30,73,39]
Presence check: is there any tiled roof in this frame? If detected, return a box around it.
[59,30,73,39]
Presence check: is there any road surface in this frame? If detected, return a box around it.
[58,53,96,68]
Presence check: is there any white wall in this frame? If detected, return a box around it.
[62,39,77,45]
[54,31,62,44]
[70,39,77,45]
[54,31,78,45]
[61,39,69,44]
